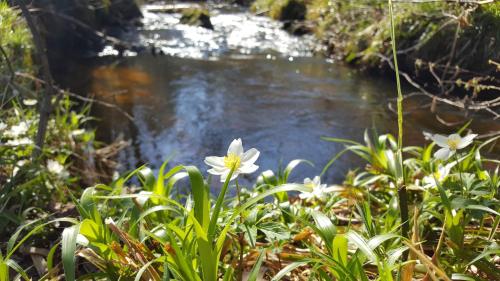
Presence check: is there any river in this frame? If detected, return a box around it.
[55,4,499,184]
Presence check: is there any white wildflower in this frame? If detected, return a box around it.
[5,121,29,138]
[299,176,332,202]
[47,160,69,178]
[205,138,260,182]
[422,162,456,189]
[22,99,37,106]
[5,137,33,146]
[424,132,477,160]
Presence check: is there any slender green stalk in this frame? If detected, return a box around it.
[235,180,245,281]
[388,0,409,244]
[208,167,235,241]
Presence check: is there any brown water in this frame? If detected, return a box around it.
[56,5,500,183]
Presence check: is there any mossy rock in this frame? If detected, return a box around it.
[252,0,306,22]
[179,8,214,30]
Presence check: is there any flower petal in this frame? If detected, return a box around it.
[239,163,259,174]
[430,134,449,148]
[204,156,225,168]
[299,192,312,199]
[220,170,239,182]
[208,167,226,175]
[312,176,321,186]
[227,138,243,156]
[434,147,453,160]
[423,131,433,140]
[242,148,260,164]
[456,134,477,149]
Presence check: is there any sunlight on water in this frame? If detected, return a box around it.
[139,5,315,59]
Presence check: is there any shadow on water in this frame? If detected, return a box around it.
[54,5,500,185]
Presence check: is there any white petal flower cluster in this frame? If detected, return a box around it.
[5,137,33,146]
[424,132,477,160]
[4,121,29,138]
[47,160,69,179]
[422,162,456,189]
[299,176,332,202]
[205,138,260,182]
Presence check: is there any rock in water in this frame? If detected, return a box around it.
[278,0,306,21]
[179,8,214,30]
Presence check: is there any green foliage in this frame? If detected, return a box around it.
[0,1,32,74]
[0,95,96,238]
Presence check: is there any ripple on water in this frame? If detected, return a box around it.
[138,5,316,59]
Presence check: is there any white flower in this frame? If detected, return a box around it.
[5,137,33,146]
[47,160,69,178]
[12,160,28,177]
[76,234,89,246]
[0,122,7,131]
[204,138,260,182]
[424,132,477,160]
[422,162,455,189]
[299,176,331,201]
[22,99,37,106]
[5,121,29,138]
[71,129,86,137]
[136,191,153,206]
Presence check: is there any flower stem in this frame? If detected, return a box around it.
[388,0,409,246]
[208,167,235,241]
[235,180,245,281]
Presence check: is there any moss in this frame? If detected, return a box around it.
[179,8,214,30]
[252,0,306,21]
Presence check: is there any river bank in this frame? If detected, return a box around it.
[251,0,500,107]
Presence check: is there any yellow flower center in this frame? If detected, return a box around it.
[446,138,459,150]
[305,182,315,189]
[224,153,241,169]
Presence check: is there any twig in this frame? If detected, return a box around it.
[28,7,134,50]
[13,71,134,121]
[0,45,15,80]
[377,53,500,119]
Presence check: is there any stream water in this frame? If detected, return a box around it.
[56,4,499,184]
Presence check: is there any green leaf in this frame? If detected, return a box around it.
[247,250,265,281]
[332,234,348,266]
[62,224,81,281]
[271,261,308,281]
[451,273,476,281]
[311,212,336,253]
[367,233,399,251]
[283,159,313,183]
[346,231,377,263]
[216,184,308,255]
[259,222,289,241]
[5,259,29,281]
[464,205,500,216]
[183,166,210,230]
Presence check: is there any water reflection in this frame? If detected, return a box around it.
[55,6,499,185]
